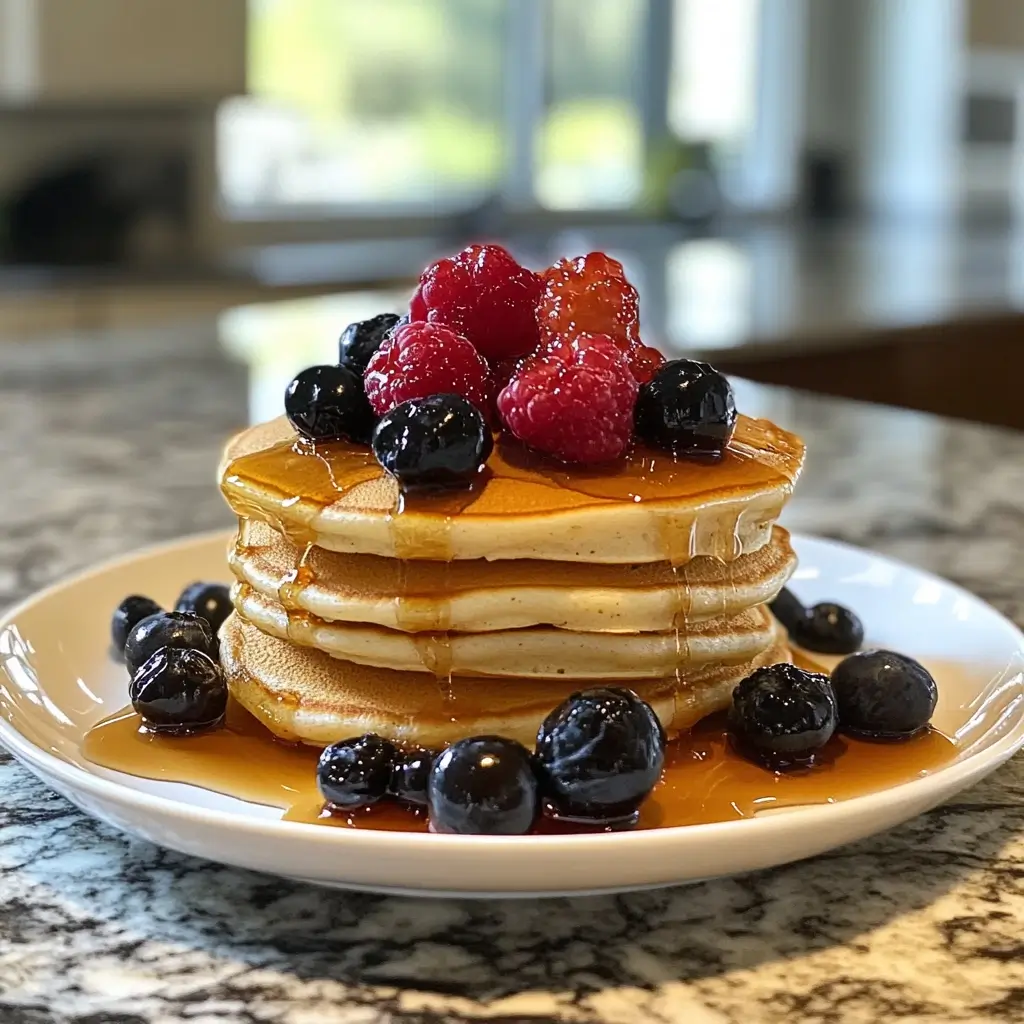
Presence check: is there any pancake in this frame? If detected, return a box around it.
[219,414,804,563]
[231,582,780,678]
[229,519,797,632]
[220,612,792,748]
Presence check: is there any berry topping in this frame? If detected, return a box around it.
[389,747,437,807]
[627,343,666,385]
[364,321,493,417]
[338,313,403,374]
[830,650,938,740]
[371,394,492,492]
[111,595,162,655]
[174,582,233,639]
[792,602,865,655]
[534,687,665,826]
[634,359,737,460]
[768,586,808,635]
[410,243,541,361]
[129,647,227,734]
[729,663,838,769]
[317,734,397,810]
[124,611,215,677]
[537,252,640,351]
[497,334,638,464]
[285,364,376,444]
[428,736,538,835]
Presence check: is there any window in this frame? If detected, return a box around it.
[537,0,646,210]
[219,0,505,210]
[217,0,774,224]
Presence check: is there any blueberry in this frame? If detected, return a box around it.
[371,394,492,492]
[130,647,227,733]
[124,611,215,676]
[634,359,737,460]
[338,313,403,375]
[831,650,938,740]
[792,602,864,654]
[389,747,437,807]
[111,595,163,655]
[317,734,396,809]
[175,582,233,637]
[769,586,807,635]
[534,688,665,825]
[428,736,538,835]
[729,663,838,769]
[285,364,376,444]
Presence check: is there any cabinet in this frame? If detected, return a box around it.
[0,0,247,104]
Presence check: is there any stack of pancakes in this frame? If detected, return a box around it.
[218,414,805,749]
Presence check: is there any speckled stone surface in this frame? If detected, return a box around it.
[1,322,1024,1024]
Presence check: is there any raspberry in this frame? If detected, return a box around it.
[410,244,542,361]
[497,334,638,464]
[627,343,666,384]
[364,322,492,417]
[536,252,640,352]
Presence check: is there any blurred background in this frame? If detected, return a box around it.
[0,0,1021,426]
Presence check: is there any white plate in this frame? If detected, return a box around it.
[0,531,1022,898]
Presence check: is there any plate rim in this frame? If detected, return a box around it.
[1,529,1023,858]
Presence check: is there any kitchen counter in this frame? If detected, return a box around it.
[1,319,1024,1024]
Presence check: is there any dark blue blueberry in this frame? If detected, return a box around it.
[285,364,375,444]
[769,586,807,635]
[339,313,403,375]
[175,581,233,638]
[371,394,492,492]
[124,611,215,676]
[831,650,937,740]
[428,736,538,835]
[634,359,737,460]
[792,601,864,655]
[317,734,396,809]
[111,595,162,655]
[534,688,665,826]
[129,647,227,734]
[729,663,838,769]
[389,747,437,807]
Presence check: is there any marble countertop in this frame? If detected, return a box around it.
[2,320,1024,1023]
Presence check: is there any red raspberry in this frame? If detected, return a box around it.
[410,243,542,361]
[536,252,640,351]
[364,321,492,416]
[497,334,638,464]
[627,343,666,384]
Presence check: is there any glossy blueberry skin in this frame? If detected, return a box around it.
[371,394,492,492]
[792,601,864,655]
[534,688,666,825]
[175,582,233,638]
[285,364,376,444]
[634,359,737,460]
[729,663,838,769]
[768,586,807,635]
[124,611,215,677]
[317,734,397,809]
[831,650,938,739]
[389,747,437,807]
[129,647,227,734]
[428,736,538,835]
[111,595,163,654]
[338,313,403,375]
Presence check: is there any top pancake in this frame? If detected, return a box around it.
[219,414,804,563]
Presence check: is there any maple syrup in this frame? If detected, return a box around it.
[81,698,957,833]
[221,415,802,535]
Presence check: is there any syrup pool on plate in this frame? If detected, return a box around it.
[81,692,957,833]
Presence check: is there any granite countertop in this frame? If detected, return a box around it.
[2,320,1024,1024]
